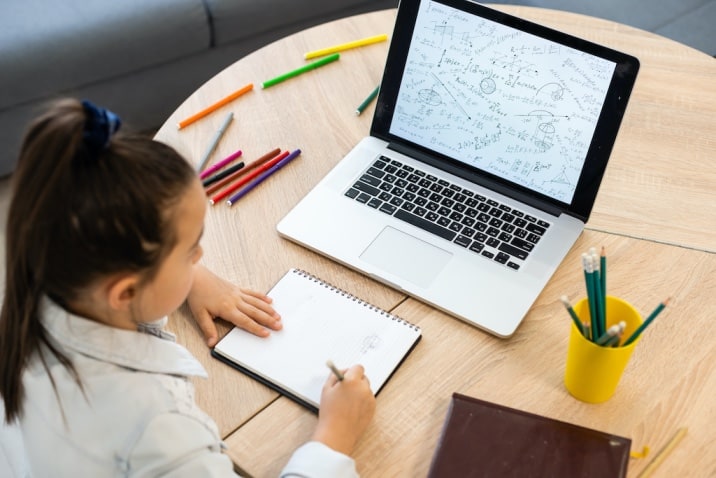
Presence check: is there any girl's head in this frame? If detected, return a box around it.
[0,98,203,422]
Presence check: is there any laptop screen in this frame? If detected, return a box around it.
[373,0,639,220]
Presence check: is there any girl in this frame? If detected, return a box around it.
[0,99,375,477]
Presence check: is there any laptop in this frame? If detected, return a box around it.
[278,0,639,337]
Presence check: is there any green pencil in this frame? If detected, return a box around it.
[261,53,340,89]
[600,246,607,330]
[592,260,606,337]
[356,85,380,115]
[560,296,585,336]
[595,324,619,345]
[623,298,671,346]
[583,253,600,341]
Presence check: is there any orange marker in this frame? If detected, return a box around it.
[178,83,253,129]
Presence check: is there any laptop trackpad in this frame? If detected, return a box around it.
[360,226,452,288]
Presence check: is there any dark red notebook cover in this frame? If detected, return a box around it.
[428,393,631,478]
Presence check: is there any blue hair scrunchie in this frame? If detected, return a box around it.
[81,100,121,155]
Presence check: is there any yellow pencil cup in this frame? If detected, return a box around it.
[564,296,642,403]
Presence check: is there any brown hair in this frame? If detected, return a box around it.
[0,99,197,423]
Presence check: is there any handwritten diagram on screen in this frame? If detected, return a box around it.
[388,0,616,203]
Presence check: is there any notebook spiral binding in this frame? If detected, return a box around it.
[293,269,421,332]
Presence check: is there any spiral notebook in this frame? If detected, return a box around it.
[212,268,422,412]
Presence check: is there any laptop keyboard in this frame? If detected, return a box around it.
[344,156,551,271]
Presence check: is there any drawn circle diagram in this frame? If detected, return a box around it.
[361,334,382,353]
[537,82,565,101]
[534,122,556,151]
[480,77,496,94]
[418,88,442,106]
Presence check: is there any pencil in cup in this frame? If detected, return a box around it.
[589,247,606,337]
[564,296,643,403]
[205,148,281,199]
[209,149,287,204]
[560,296,585,337]
[623,298,671,346]
[582,254,600,339]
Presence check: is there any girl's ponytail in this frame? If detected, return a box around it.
[0,99,194,423]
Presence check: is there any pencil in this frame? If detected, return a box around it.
[582,322,591,341]
[609,320,627,347]
[202,161,245,187]
[604,334,621,347]
[637,427,687,478]
[560,296,584,336]
[325,360,344,381]
[205,148,280,197]
[178,83,253,129]
[592,257,606,338]
[587,248,605,337]
[227,149,301,206]
[261,53,340,89]
[583,254,600,341]
[595,324,620,346]
[356,85,380,116]
[196,112,233,172]
[600,246,607,321]
[623,298,671,346]
[304,33,388,60]
[199,148,242,180]
[209,149,287,204]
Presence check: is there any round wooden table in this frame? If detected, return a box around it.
[156,6,716,477]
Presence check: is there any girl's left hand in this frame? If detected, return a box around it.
[186,265,282,346]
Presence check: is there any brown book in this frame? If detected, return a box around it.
[428,393,631,478]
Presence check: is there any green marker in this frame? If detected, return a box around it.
[356,85,380,115]
[261,53,340,89]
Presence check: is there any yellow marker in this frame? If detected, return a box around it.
[304,34,388,59]
[630,446,650,459]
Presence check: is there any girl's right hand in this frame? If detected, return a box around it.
[311,364,376,456]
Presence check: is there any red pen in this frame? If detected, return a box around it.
[209,149,289,204]
[205,148,280,196]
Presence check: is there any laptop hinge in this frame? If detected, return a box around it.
[387,142,574,220]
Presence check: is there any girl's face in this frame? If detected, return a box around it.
[137,178,206,322]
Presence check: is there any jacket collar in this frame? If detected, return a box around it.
[40,297,207,378]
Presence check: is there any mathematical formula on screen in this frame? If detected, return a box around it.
[390,0,615,202]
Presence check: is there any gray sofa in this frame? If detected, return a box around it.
[0,0,398,177]
[1,0,713,177]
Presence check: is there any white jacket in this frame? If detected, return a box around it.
[12,297,358,477]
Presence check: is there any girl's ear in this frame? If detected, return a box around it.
[106,274,140,312]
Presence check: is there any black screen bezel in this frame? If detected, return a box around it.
[370,0,639,221]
